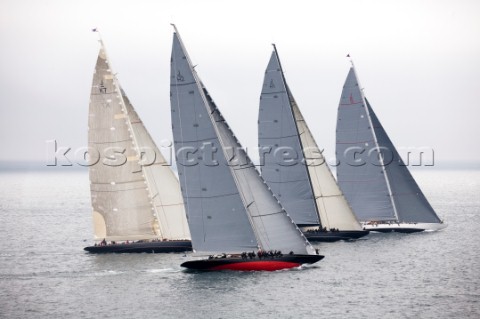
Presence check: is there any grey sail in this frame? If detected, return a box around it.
[336,67,396,222]
[259,50,362,231]
[88,42,190,242]
[258,51,319,227]
[170,30,313,255]
[170,34,257,254]
[366,100,441,223]
[336,66,442,224]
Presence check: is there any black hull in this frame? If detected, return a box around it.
[84,240,192,253]
[304,230,369,242]
[181,254,324,271]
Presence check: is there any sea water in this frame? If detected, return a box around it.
[0,169,479,318]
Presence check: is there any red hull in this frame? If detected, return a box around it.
[210,261,301,271]
[181,254,324,271]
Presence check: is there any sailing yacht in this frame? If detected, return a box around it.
[84,39,191,253]
[258,46,368,242]
[170,26,323,271]
[335,63,446,233]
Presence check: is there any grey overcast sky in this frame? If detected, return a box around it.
[1,0,479,167]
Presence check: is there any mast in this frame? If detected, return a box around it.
[349,60,399,221]
[272,45,323,228]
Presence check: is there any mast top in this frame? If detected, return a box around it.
[92,27,105,46]
[170,25,198,82]
[347,53,355,69]
[170,23,179,34]
[271,43,286,77]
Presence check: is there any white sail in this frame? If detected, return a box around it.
[88,41,189,241]
[288,88,362,231]
[121,91,190,240]
[170,27,314,255]
[258,49,362,231]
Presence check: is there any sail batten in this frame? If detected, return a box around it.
[170,31,312,254]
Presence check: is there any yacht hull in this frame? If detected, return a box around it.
[304,230,369,242]
[181,254,324,271]
[363,222,447,233]
[84,240,192,253]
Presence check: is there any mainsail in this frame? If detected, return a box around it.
[336,66,442,224]
[170,28,314,255]
[88,41,190,241]
[258,48,362,231]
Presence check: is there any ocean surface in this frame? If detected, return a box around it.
[0,169,479,318]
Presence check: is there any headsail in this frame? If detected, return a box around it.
[259,48,362,231]
[121,90,191,239]
[88,41,190,241]
[336,66,442,224]
[366,100,441,223]
[170,28,313,254]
